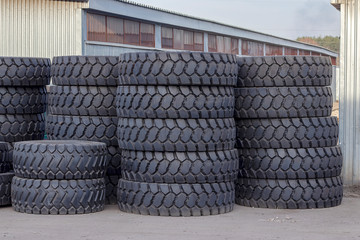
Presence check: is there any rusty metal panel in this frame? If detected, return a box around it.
[284,47,298,55]
[241,39,264,56]
[265,44,283,56]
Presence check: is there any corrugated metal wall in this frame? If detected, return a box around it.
[334,0,360,185]
[0,0,88,58]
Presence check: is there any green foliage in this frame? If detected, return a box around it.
[297,36,340,53]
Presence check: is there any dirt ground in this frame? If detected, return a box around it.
[0,190,360,240]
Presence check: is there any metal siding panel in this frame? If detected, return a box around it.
[0,0,87,58]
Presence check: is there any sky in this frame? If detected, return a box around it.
[130,0,340,40]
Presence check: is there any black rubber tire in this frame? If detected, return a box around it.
[0,172,14,206]
[0,114,45,143]
[234,86,333,119]
[0,142,11,173]
[237,56,332,87]
[235,177,343,209]
[239,146,343,179]
[119,51,237,86]
[117,85,235,119]
[11,177,106,214]
[49,86,117,116]
[13,140,108,180]
[106,146,121,176]
[105,174,120,205]
[0,57,51,86]
[117,118,236,152]
[0,87,47,114]
[51,56,119,86]
[236,117,339,149]
[46,114,118,146]
[117,179,235,216]
[121,150,238,184]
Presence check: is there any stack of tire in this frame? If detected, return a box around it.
[116,51,238,216]
[0,57,50,156]
[0,142,13,206]
[46,56,120,204]
[235,56,343,209]
[11,140,107,214]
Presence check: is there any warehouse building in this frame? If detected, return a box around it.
[0,0,337,63]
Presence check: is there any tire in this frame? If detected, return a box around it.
[238,146,343,179]
[119,52,237,86]
[0,87,47,114]
[121,150,239,184]
[0,114,45,143]
[0,172,14,206]
[106,146,121,176]
[105,174,120,205]
[236,117,339,149]
[117,118,236,152]
[0,57,51,86]
[51,56,119,86]
[237,56,332,87]
[117,85,235,119]
[117,179,235,216]
[13,140,108,180]
[0,142,11,173]
[46,114,118,146]
[49,86,117,116]
[11,177,105,214]
[234,86,333,119]
[235,177,343,209]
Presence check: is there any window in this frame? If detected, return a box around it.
[242,40,264,56]
[285,47,298,55]
[87,13,155,47]
[161,27,203,51]
[208,34,238,54]
[266,44,283,56]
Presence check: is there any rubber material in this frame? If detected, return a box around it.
[106,146,121,176]
[237,56,332,87]
[13,140,108,180]
[236,117,339,149]
[0,114,45,143]
[0,87,47,114]
[238,146,343,179]
[235,177,343,209]
[11,177,105,214]
[105,174,120,205]
[117,118,236,152]
[119,52,237,86]
[234,86,333,119]
[117,85,235,119]
[117,179,235,216]
[0,142,11,173]
[121,150,239,184]
[51,56,119,86]
[49,86,117,116]
[0,172,14,206]
[46,114,118,146]
[0,57,51,86]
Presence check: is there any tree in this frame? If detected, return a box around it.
[297,36,340,53]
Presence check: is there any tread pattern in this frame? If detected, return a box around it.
[0,57,51,86]
[237,56,332,87]
[121,150,239,184]
[0,114,45,143]
[0,172,14,206]
[11,177,106,214]
[117,179,235,216]
[46,114,118,146]
[235,86,333,118]
[119,52,237,86]
[236,117,339,149]
[49,86,117,116]
[117,118,236,152]
[51,56,119,86]
[106,146,121,176]
[0,142,11,173]
[0,87,47,114]
[235,177,343,209]
[238,147,343,179]
[13,140,108,180]
[117,85,235,119]
[105,174,120,205]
